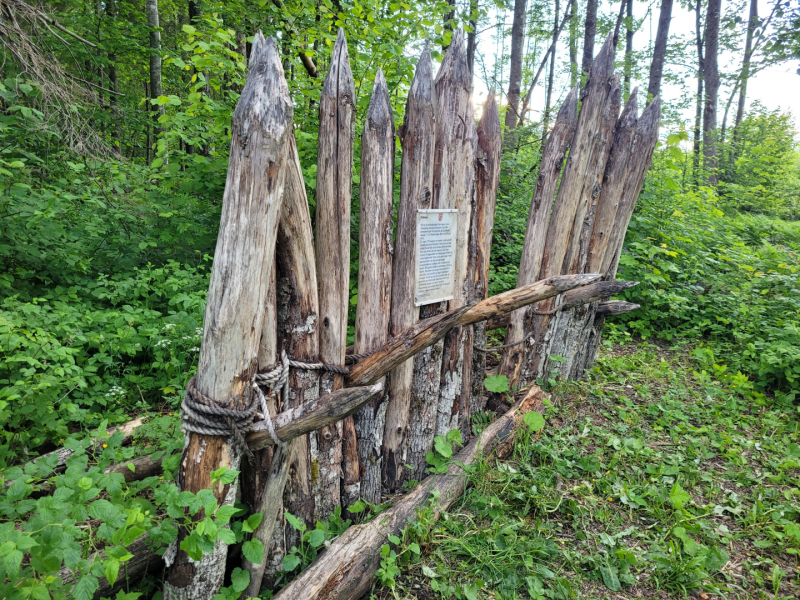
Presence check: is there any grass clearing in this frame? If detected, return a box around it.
[371,342,800,600]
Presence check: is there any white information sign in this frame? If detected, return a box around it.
[414,209,458,307]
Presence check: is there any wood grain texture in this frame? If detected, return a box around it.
[431,27,477,442]
[164,33,292,600]
[383,43,436,492]
[468,92,502,423]
[596,300,640,316]
[243,134,322,597]
[514,35,617,388]
[347,274,601,388]
[351,69,395,505]
[498,86,578,388]
[313,27,355,520]
[271,386,547,600]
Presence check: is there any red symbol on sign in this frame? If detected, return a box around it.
[438,213,443,221]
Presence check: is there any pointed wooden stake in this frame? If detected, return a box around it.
[163,32,293,600]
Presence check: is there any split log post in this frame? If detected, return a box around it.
[313,28,356,519]
[271,385,548,600]
[497,85,578,390]
[242,134,322,596]
[512,33,617,388]
[573,97,661,375]
[382,43,436,492]
[431,27,477,442]
[539,79,623,381]
[350,69,395,506]
[163,33,293,600]
[596,300,640,316]
[467,91,502,420]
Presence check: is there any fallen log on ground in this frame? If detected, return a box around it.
[272,384,547,600]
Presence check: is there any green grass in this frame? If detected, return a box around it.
[372,342,800,600]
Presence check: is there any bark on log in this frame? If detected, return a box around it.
[596,300,640,316]
[314,28,356,520]
[243,134,322,596]
[513,35,617,388]
[498,86,578,388]
[163,34,293,600]
[351,69,395,506]
[573,98,661,376]
[271,385,547,600]
[431,27,477,443]
[468,92,502,420]
[383,43,436,492]
[347,274,601,388]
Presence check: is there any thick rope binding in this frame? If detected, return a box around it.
[181,350,350,456]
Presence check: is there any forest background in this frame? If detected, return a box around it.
[0,0,799,598]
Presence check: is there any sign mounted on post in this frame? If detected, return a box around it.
[414,209,458,307]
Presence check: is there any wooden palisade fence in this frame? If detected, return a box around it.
[53,26,660,600]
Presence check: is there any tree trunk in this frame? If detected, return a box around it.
[467,0,478,76]
[569,0,578,87]
[692,0,704,186]
[272,386,547,600]
[350,70,395,506]
[702,0,721,185]
[515,34,616,388]
[624,0,633,98]
[469,93,502,419]
[504,0,528,135]
[163,34,293,600]
[383,44,436,492]
[432,29,477,445]
[146,0,164,122]
[314,28,355,520]
[731,0,758,161]
[581,0,598,87]
[542,0,560,136]
[647,0,673,103]
[498,85,578,389]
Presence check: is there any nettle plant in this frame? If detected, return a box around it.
[0,421,265,600]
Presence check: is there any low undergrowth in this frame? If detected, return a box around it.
[371,342,800,600]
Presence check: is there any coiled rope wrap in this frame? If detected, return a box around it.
[181,350,350,459]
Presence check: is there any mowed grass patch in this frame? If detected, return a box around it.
[371,342,800,600]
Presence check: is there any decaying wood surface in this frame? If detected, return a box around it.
[572,97,662,376]
[347,274,601,388]
[383,43,436,492]
[539,80,625,381]
[246,384,386,451]
[498,85,578,389]
[313,27,356,520]
[596,300,640,316]
[243,134,322,597]
[271,385,547,600]
[351,69,395,505]
[163,33,293,600]
[431,27,477,443]
[468,92,502,419]
[510,35,617,389]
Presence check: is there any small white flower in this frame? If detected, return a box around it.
[189,347,200,352]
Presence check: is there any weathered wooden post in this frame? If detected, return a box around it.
[467,92,502,420]
[313,28,356,518]
[382,43,436,492]
[163,33,293,600]
[571,96,661,375]
[242,135,321,596]
[497,86,578,389]
[351,69,395,505]
[510,33,617,388]
[431,28,476,441]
